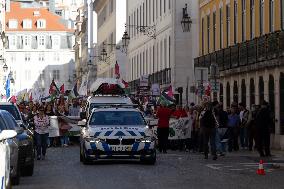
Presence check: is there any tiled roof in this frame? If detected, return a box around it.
[6,2,74,32]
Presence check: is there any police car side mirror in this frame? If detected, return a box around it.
[80,112,87,120]
[78,120,86,127]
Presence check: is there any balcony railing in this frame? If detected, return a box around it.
[129,68,171,92]
[194,30,284,72]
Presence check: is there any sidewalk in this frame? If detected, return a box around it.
[225,149,284,168]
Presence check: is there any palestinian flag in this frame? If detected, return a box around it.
[49,79,60,100]
[158,86,176,106]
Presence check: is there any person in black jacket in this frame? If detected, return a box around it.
[255,101,273,157]
[199,102,218,160]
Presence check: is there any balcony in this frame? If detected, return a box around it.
[129,68,171,93]
[194,30,284,76]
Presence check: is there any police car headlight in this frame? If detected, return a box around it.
[85,137,101,143]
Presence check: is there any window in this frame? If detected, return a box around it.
[220,8,223,49]
[207,15,210,53]
[250,0,255,39]
[37,19,46,29]
[9,35,16,47]
[213,12,216,51]
[260,0,264,35]
[23,19,32,29]
[160,0,162,17]
[25,53,31,62]
[280,0,284,30]
[24,35,31,47]
[10,54,16,62]
[169,36,171,68]
[39,53,45,61]
[153,0,155,22]
[146,0,148,25]
[269,0,274,32]
[164,0,166,13]
[39,35,45,47]
[202,18,204,55]
[52,35,60,48]
[234,0,238,44]
[53,70,60,80]
[8,19,17,29]
[110,0,114,14]
[226,5,230,47]
[242,0,246,41]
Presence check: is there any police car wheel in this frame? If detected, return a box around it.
[141,151,156,165]
[82,147,91,165]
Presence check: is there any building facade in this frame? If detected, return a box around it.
[126,0,199,104]
[94,0,127,79]
[195,0,284,149]
[0,0,6,95]
[4,2,75,97]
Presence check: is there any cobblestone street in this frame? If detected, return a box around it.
[15,146,284,189]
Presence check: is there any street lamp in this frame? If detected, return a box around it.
[122,31,130,49]
[181,4,192,32]
[2,62,8,72]
[125,24,156,39]
[100,48,108,62]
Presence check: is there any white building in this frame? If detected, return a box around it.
[126,0,199,104]
[4,2,75,97]
[0,0,6,88]
[94,0,127,79]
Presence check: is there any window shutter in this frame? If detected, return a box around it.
[31,36,37,49]
[60,35,67,49]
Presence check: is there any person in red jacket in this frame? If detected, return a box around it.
[156,103,173,153]
[172,105,188,119]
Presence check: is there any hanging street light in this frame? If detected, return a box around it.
[122,31,130,49]
[181,4,192,32]
[100,48,107,62]
[3,62,8,72]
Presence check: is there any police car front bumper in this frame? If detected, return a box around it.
[84,140,155,160]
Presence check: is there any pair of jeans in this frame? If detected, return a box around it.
[35,132,49,157]
[202,127,217,156]
[157,127,169,152]
[228,127,239,152]
[60,135,69,145]
[215,128,227,153]
[240,127,248,148]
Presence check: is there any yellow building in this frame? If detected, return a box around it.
[195,0,284,149]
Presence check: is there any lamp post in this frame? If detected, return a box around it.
[181,4,192,32]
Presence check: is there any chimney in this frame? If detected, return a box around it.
[49,0,55,13]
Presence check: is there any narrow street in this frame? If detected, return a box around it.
[15,146,284,189]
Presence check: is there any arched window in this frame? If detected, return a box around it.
[233,81,238,103]
[280,73,284,134]
[241,79,246,106]
[259,76,264,104]
[269,75,275,133]
[220,83,224,105]
[250,78,255,107]
[226,82,230,108]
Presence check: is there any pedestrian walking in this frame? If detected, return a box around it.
[255,101,273,157]
[214,102,228,156]
[34,106,50,160]
[156,103,173,153]
[239,102,249,149]
[199,102,218,160]
[227,106,240,152]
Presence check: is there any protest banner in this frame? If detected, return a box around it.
[145,117,192,140]
[49,116,81,137]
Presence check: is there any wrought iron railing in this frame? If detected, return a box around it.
[194,30,284,71]
[129,68,171,92]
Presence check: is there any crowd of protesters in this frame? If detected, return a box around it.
[135,96,274,160]
[16,95,85,160]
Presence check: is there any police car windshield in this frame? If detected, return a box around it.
[90,111,146,126]
[0,105,21,120]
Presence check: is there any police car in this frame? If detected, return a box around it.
[79,106,156,164]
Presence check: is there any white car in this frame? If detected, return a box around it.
[0,130,17,189]
[79,107,156,164]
